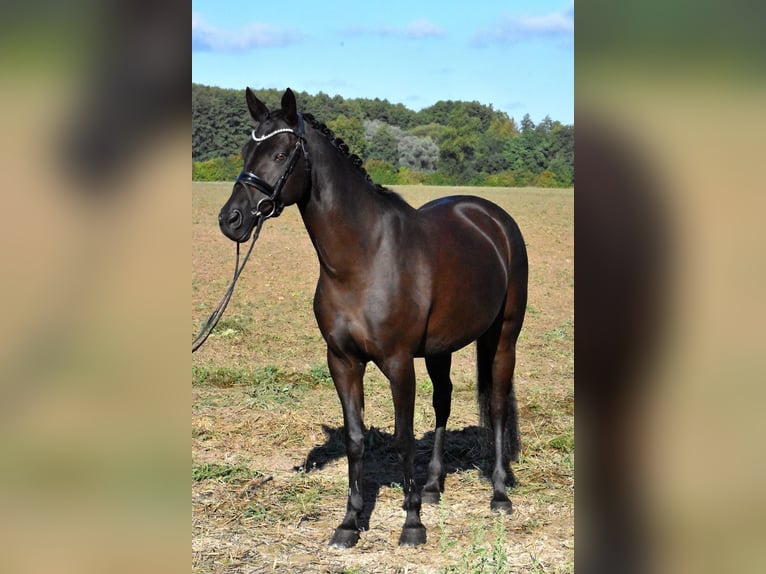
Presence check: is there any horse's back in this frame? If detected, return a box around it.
[420,193,522,230]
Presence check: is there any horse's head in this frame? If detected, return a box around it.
[218,88,311,242]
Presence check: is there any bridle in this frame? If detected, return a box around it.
[193,113,311,353]
[235,112,311,221]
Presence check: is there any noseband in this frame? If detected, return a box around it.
[235,113,311,220]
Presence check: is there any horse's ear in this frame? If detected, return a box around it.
[246,87,270,123]
[281,88,298,123]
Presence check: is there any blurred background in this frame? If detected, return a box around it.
[576,1,766,573]
[0,1,764,572]
[0,1,188,573]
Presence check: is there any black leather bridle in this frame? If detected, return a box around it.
[235,112,311,220]
[192,114,312,353]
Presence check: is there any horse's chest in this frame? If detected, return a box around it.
[314,279,426,357]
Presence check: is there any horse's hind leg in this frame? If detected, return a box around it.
[422,352,453,503]
[478,314,522,513]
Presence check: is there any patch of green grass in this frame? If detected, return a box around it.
[242,502,281,523]
[209,314,252,339]
[436,504,458,556]
[192,365,253,387]
[192,462,261,483]
[247,365,307,408]
[549,432,574,453]
[308,363,334,387]
[194,363,338,406]
[543,319,574,342]
[247,365,338,408]
[441,517,511,573]
[253,365,281,386]
[562,451,575,474]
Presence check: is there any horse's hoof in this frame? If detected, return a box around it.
[421,489,441,504]
[329,527,360,548]
[398,525,427,547]
[490,497,513,514]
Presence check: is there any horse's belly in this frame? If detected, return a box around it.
[420,276,507,355]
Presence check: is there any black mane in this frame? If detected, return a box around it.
[302,113,398,197]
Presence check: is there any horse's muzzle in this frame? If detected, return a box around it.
[218,208,254,243]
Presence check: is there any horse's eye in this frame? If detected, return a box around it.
[274,152,287,162]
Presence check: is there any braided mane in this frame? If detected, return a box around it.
[302,113,398,197]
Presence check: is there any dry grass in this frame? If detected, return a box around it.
[192,184,573,573]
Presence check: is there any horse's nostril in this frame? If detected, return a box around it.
[228,210,242,229]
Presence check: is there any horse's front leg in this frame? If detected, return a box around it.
[383,356,427,546]
[327,348,367,549]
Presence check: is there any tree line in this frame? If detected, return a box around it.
[192,83,573,187]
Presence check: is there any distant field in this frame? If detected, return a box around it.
[192,183,573,573]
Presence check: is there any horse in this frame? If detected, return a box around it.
[218,88,528,548]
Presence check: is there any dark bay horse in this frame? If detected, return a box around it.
[218,88,528,548]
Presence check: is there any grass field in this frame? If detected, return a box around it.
[192,183,573,573]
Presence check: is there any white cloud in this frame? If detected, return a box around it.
[473,1,573,47]
[341,19,446,39]
[192,12,303,53]
[404,19,447,39]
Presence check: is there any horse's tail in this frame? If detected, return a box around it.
[477,341,521,464]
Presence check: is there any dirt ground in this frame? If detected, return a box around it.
[192,184,573,573]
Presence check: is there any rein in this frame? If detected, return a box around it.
[192,113,311,353]
[191,215,264,353]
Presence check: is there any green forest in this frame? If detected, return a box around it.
[192,83,573,188]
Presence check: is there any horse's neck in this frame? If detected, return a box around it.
[298,142,389,277]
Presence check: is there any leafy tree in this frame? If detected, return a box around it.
[548,157,573,187]
[395,166,429,184]
[520,113,536,133]
[397,134,439,172]
[550,123,574,185]
[327,115,368,159]
[536,115,554,134]
[487,115,519,139]
[477,116,519,174]
[435,107,481,180]
[408,123,447,141]
[358,97,416,127]
[417,100,497,131]
[192,155,241,181]
[535,170,558,187]
[505,123,546,175]
[480,171,518,187]
[367,124,398,165]
[363,159,397,185]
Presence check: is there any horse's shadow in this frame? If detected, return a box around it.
[293,425,497,530]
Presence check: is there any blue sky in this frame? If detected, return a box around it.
[192,1,573,124]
